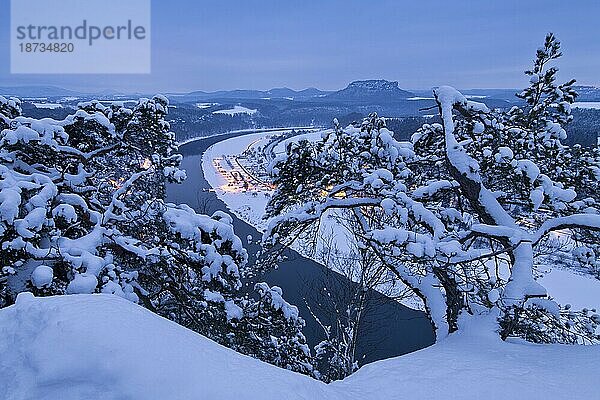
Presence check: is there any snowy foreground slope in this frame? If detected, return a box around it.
[2,294,598,400]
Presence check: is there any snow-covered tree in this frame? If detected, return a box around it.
[0,95,186,304]
[262,34,600,344]
[0,96,21,131]
[0,96,316,375]
[231,283,317,377]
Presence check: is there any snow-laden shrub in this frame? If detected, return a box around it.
[227,283,317,378]
[500,302,600,344]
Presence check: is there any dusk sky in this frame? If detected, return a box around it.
[1,0,599,93]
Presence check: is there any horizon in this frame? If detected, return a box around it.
[2,78,599,97]
[1,0,599,92]
[0,80,537,96]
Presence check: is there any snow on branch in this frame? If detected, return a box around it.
[532,214,600,245]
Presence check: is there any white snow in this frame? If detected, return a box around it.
[539,268,600,313]
[196,102,219,109]
[32,102,63,109]
[341,320,599,400]
[202,131,275,229]
[52,204,78,223]
[66,273,98,294]
[0,293,329,400]
[1,293,599,400]
[255,282,300,321]
[213,106,258,116]
[271,130,327,156]
[224,299,244,320]
[30,265,53,288]
[572,102,600,109]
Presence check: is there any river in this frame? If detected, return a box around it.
[167,131,435,366]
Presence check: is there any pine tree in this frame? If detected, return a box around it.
[0,95,317,376]
[232,283,317,377]
[262,34,600,344]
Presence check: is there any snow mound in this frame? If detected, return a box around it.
[0,293,329,400]
[1,294,598,400]
[339,324,599,399]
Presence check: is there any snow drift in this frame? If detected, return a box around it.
[1,293,598,400]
